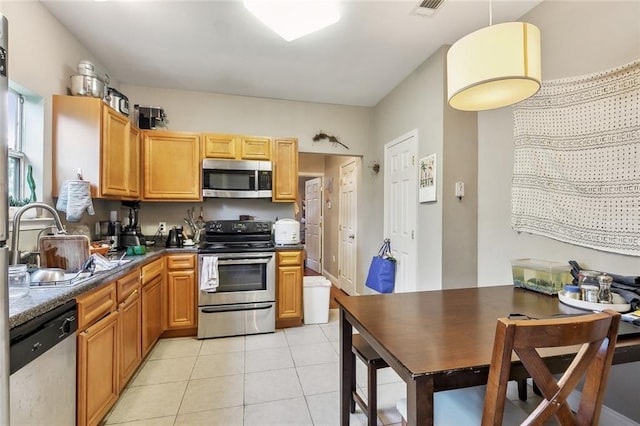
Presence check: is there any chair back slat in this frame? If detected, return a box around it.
[481,309,620,426]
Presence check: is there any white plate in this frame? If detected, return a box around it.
[183,242,195,247]
[558,290,631,313]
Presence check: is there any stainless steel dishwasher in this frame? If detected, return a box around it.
[9,300,77,425]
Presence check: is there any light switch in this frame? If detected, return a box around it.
[455,181,465,199]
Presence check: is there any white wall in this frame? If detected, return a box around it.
[477,2,640,284]
[475,2,640,420]
[372,48,447,291]
[2,2,112,204]
[119,85,372,156]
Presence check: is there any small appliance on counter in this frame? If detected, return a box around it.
[166,226,184,248]
[98,220,121,249]
[273,219,300,245]
[134,105,167,129]
[119,201,146,248]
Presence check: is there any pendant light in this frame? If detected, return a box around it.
[446,1,541,111]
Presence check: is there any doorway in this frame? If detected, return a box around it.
[297,153,360,293]
[297,175,323,273]
[338,158,358,295]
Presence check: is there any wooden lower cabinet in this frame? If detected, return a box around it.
[117,269,142,391]
[276,250,303,328]
[165,254,197,331]
[141,268,164,357]
[77,310,119,426]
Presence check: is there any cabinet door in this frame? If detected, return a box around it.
[272,138,298,202]
[276,264,303,327]
[128,125,141,198]
[241,136,271,160]
[101,106,131,197]
[77,282,117,331]
[166,269,197,329]
[202,133,237,159]
[52,95,102,198]
[141,274,163,357]
[77,311,119,426]
[119,291,141,391]
[143,131,201,200]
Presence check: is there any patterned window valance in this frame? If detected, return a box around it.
[511,60,640,256]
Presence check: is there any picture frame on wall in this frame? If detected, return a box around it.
[419,154,436,203]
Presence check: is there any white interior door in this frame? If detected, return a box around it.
[338,159,358,295]
[304,177,322,273]
[384,130,417,293]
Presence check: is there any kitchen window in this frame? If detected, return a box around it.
[7,84,44,203]
[8,89,25,199]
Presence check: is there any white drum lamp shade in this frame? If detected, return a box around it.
[447,22,541,111]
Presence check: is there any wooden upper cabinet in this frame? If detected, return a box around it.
[202,134,237,159]
[52,95,139,199]
[203,133,271,160]
[127,126,141,198]
[272,138,298,202]
[142,131,202,201]
[241,136,271,160]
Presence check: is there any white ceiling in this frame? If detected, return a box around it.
[41,0,542,107]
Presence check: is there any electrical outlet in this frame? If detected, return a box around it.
[159,222,167,233]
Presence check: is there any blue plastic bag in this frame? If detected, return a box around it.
[365,239,396,293]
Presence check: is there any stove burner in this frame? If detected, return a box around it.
[199,220,275,253]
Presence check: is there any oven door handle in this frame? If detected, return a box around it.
[200,302,273,313]
[217,258,272,265]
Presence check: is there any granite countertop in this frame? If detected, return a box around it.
[275,244,305,251]
[9,246,198,329]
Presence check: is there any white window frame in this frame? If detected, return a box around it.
[8,88,27,202]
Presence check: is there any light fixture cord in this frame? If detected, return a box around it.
[489,0,493,26]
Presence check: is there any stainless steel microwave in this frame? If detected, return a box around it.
[202,159,272,198]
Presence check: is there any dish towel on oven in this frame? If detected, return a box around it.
[201,256,219,291]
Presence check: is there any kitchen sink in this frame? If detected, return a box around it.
[30,269,93,288]
[29,260,132,288]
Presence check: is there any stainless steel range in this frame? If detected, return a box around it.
[197,220,275,339]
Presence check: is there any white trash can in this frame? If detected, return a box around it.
[303,276,331,324]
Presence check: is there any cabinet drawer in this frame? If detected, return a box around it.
[116,269,141,304]
[141,258,164,286]
[166,254,196,270]
[77,282,117,330]
[277,250,302,266]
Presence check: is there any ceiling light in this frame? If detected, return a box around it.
[244,0,340,42]
[446,17,541,111]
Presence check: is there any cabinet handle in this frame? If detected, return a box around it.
[123,289,139,305]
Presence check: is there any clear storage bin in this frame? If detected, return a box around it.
[511,258,572,295]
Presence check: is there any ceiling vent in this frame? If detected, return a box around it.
[411,0,446,17]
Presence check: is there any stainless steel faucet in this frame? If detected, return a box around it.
[10,202,67,265]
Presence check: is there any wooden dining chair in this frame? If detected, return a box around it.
[397,309,621,425]
[351,333,389,425]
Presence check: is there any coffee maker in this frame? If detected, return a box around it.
[99,220,121,249]
[120,201,146,247]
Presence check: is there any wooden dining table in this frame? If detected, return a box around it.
[337,285,640,426]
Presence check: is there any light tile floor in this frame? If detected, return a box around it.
[104,309,538,425]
